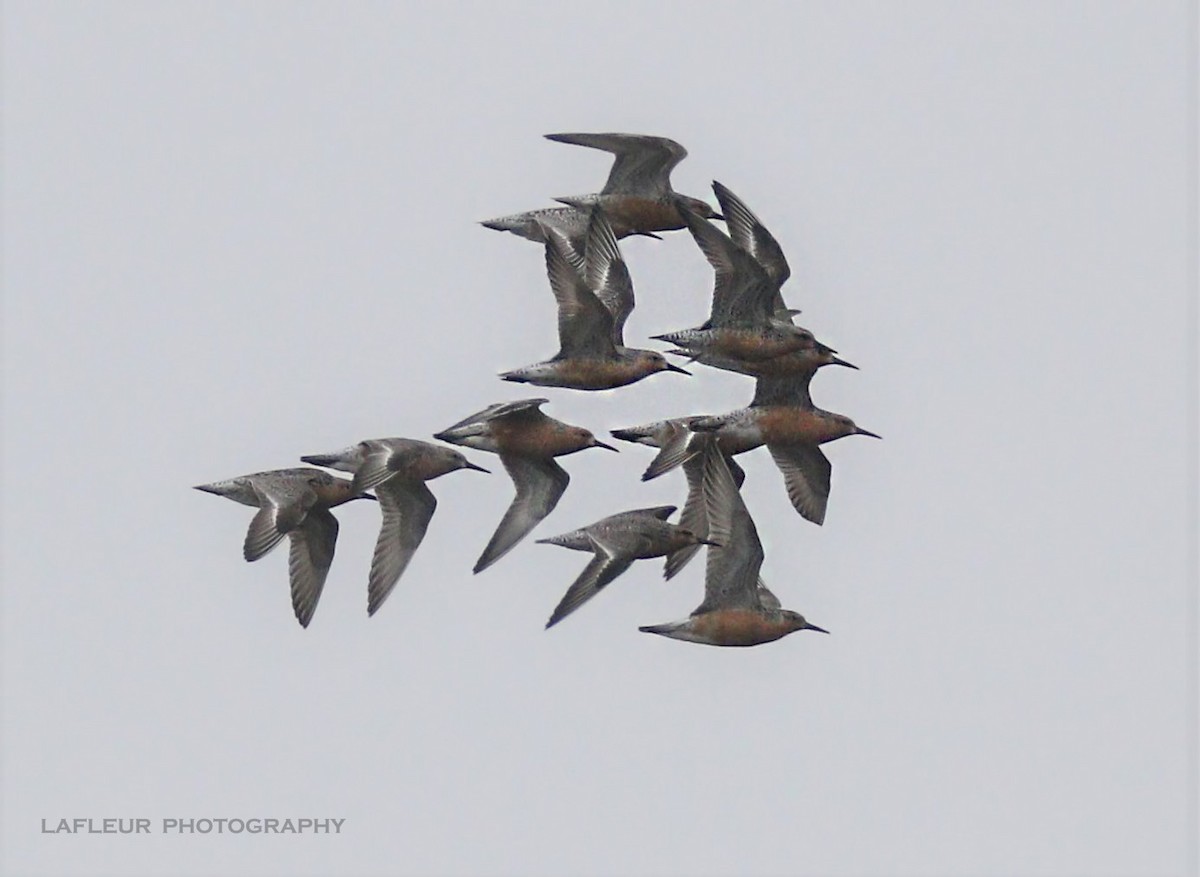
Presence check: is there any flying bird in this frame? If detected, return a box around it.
[538,505,715,628]
[638,438,830,647]
[193,468,375,627]
[499,207,690,390]
[545,132,723,234]
[433,398,617,573]
[652,195,823,365]
[299,438,489,616]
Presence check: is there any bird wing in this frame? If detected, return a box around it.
[545,132,686,198]
[243,478,317,562]
[767,443,832,525]
[544,536,637,628]
[474,455,570,573]
[676,199,775,327]
[366,479,438,616]
[712,181,791,287]
[640,421,698,481]
[439,399,550,438]
[663,453,706,581]
[695,439,764,614]
[750,372,816,409]
[287,507,339,628]
[582,206,635,345]
[348,440,402,493]
[542,227,617,359]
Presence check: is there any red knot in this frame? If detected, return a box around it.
[612,372,880,525]
[433,398,617,573]
[537,505,716,628]
[193,467,375,627]
[651,193,823,365]
[638,438,829,647]
[665,342,856,380]
[610,419,747,581]
[300,438,489,617]
[499,207,690,390]
[545,132,723,234]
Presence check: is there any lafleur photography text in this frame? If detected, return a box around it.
[42,817,345,835]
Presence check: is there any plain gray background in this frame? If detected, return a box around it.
[3,3,1195,876]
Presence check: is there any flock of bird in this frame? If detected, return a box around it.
[195,132,879,646]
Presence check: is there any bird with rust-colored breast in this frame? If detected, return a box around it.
[611,367,879,525]
[433,398,617,573]
[652,192,827,367]
[545,132,723,235]
[499,206,690,390]
[639,438,830,647]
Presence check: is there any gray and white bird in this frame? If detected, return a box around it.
[193,468,375,627]
[537,506,716,629]
[299,438,489,616]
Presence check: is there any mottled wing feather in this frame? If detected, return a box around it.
[641,422,697,481]
[287,508,339,628]
[712,181,791,287]
[767,443,832,525]
[350,442,400,493]
[582,206,635,345]
[367,479,438,616]
[474,455,571,573]
[676,200,775,327]
[243,479,317,561]
[663,454,706,581]
[545,539,636,628]
[751,372,815,409]
[546,132,686,198]
[542,230,617,359]
[696,440,764,614]
[243,504,287,562]
[442,398,550,433]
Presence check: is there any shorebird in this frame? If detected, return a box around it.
[638,438,830,647]
[299,439,489,616]
[193,468,375,627]
[499,207,690,390]
[652,195,822,364]
[610,419,746,581]
[537,505,715,628]
[611,370,880,525]
[433,398,617,573]
[664,341,855,380]
[545,132,723,234]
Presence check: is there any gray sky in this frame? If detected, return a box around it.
[2,3,1195,876]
